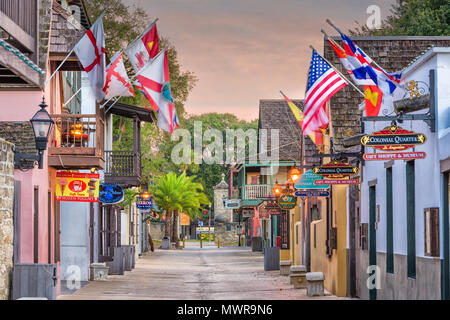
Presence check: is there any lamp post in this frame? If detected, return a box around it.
[15,98,54,170]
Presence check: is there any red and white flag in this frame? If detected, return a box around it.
[125,22,159,73]
[135,49,179,134]
[103,52,135,99]
[73,15,106,102]
[303,50,347,136]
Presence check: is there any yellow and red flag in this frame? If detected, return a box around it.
[364,85,383,117]
[281,92,325,152]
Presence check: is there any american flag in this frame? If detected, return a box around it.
[302,50,347,136]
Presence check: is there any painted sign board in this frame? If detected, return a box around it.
[361,124,427,151]
[263,200,280,210]
[99,184,124,204]
[313,161,359,179]
[295,190,330,197]
[136,197,153,210]
[56,172,100,202]
[225,199,241,209]
[278,195,297,210]
[363,151,426,161]
[180,213,190,226]
[196,227,214,234]
[295,170,330,190]
[315,179,359,185]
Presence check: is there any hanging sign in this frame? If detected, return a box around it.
[56,172,100,202]
[295,190,330,197]
[361,124,427,151]
[315,179,359,185]
[241,208,254,218]
[225,199,241,209]
[295,170,330,190]
[99,184,124,204]
[136,197,153,210]
[180,213,190,226]
[263,200,280,210]
[278,195,297,210]
[363,151,427,161]
[313,161,359,179]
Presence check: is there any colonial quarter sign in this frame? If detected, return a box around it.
[313,161,359,179]
[361,123,427,151]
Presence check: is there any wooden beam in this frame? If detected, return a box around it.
[0,45,40,87]
[0,11,36,53]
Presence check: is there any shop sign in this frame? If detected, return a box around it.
[295,190,330,197]
[99,184,124,204]
[313,161,359,179]
[295,170,330,190]
[361,124,427,151]
[278,195,297,210]
[315,179,359,185]
[363,151,426,161]
[180,213,190,226]
[136,197,153,210]
[56,172,100,202]
[258,203,280,220]
[263,200,280,210]
[241,208,254,218]
[225,199,241,209]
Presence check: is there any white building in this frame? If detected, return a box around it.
[359,47,450,300]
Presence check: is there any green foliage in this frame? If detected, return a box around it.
[351,0,450,36]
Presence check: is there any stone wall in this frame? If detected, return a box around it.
[0,138,15,300]
[215,222,239,245]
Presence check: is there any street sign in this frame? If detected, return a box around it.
[278,195,297,210]
[136,197,153,210]
[295,170,330,190]
[313,161,358,179]
[361,123,427,151]
[363,151,426,161]
[196,227,214,234]
[99,184,124,204]
[225,199,241,209]
[315,179,359,185]
[295,190,330,197]
[198,221,203,227]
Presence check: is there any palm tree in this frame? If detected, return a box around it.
[151,172,210,245]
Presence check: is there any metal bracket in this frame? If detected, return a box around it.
[13,146,42,170]
[361,69,437,133]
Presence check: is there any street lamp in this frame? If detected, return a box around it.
[15,98,54,170]
[142,191,151,200]
[272,184,282,198]
[288,168,302,184]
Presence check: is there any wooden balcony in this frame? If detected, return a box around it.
[243,184,274,200]
[104,151,141,187]
[48,113,105,169]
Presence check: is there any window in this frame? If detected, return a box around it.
[406,161,416,278]
[424,208,439,257]
[386,167,394,273]
[62,71,81,114]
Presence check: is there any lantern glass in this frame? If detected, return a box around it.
[289,168,302,183]
[30,106,54,150]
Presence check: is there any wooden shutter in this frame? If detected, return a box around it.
[424,208,439,257]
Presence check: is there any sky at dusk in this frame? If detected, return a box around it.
[125,0,396,121]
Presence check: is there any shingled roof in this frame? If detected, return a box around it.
[49,1,87,56]
[324,36,450,152]
[258,99,303,162]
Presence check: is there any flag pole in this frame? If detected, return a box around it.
[309,45,365,97]
[44,10,107,87]
[102,48,166,113]
[325,20,403,89]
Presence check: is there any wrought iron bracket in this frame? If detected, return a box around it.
[13,147,42,170]
[361,69,437,133]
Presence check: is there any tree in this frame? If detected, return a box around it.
[351,0,450,36]
[150,172,209,244]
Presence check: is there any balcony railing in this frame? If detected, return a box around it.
[230,187,240,199]
[105,151,141,177]
[49,113,104,158]
[244,184,274,200]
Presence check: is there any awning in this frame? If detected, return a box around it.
[105,101,156,123]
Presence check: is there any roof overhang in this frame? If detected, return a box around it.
[0,46,41,88]
[105,101,156,122]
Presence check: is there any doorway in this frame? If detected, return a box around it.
[369,185,377,300]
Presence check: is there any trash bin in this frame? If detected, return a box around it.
[161,236,171,249]
[264,247,280,271]
[252,237,262,252]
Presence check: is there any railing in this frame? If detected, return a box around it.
[104,151,141,177]
[0,0,37,37]
[49,113,104,157]
[230,187,240,199]
[244,184,274,200]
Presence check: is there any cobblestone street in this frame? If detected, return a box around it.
[58,245,347,300]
